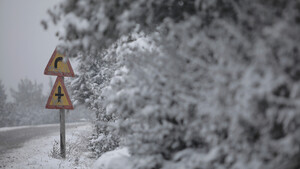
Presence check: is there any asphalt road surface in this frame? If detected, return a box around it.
[0,123,86,155]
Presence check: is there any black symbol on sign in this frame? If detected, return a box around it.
[54,57,63,68]
[55,86,64,103]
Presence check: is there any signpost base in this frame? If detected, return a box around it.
[60,109,66,158]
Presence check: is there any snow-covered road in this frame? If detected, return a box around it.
[0,122,94,169]
[0,123,87,154]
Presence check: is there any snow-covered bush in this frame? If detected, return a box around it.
[47,0,300,168]
[69,48,121,157]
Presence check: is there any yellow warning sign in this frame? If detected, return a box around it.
[46,77,73,109]
[44,49,75,77]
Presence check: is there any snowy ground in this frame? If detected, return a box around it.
[0,123,95,169]
[0,122,133,169]
[92,147,131,169]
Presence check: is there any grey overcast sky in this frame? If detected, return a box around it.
[0,0,62,101]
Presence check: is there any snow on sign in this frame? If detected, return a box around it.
[44,48,75,77]
[46,76,74,109]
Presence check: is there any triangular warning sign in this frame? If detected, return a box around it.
[44,48,75,77]
[46,77,74,109]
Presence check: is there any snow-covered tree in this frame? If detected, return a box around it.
[9,79,58,126]
[11,79,44,106]
[0,80,8,126]
[0,80,6,112]
[47,0,300,168]
[69,50,120,157]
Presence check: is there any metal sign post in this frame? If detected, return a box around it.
[44,48,74,159]
[60,108,66,158]
[60,76,66,158]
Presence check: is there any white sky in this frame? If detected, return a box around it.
[0,0,63,101]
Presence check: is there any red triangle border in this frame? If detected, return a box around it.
[46,76,74,109]
[44,48,75,77]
